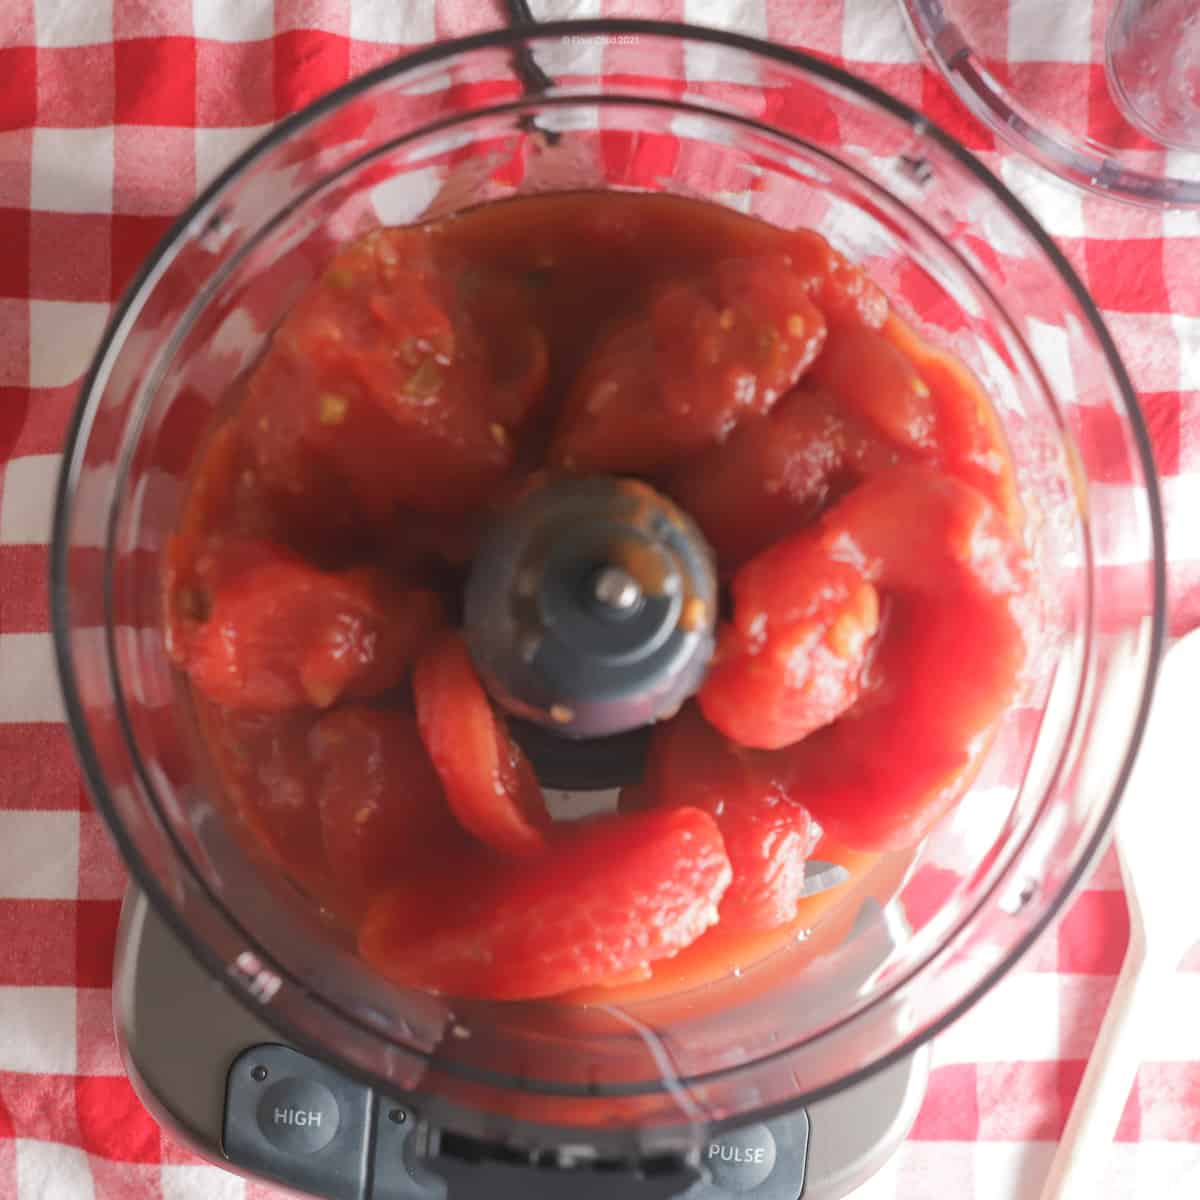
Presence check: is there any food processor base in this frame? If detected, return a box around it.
[115,889,929,1198]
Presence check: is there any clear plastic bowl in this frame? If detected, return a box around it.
[899,0,1200,208]
[51,20,1165,1154]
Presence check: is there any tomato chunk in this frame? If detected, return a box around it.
[412,632,549,857]
[700,544,881,751]
[771,467,1029,851]
[310,707,466,910]
[454,262,550,428]
[197,702,327,896]
[184,541,444,711]
[174,420,282,545]
[807,323,939,455]
[241,229,547,524]
[549,257,827,474]
[786,229,889,329]
[358,806,732,999]
[640,706,816,934]
[884,314,1022,528]
[664,388,900,571]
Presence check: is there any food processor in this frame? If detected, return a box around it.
[49,20,1165,1200]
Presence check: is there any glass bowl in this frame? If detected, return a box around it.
[50,19,1165,1154]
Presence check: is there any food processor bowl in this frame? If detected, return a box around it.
[51,20,1165,1155]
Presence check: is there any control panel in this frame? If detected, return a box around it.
[223,1044,811,1200]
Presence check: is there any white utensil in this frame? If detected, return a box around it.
[1041,624,1200,1200]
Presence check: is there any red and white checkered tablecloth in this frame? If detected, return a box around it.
[1,1,1198,1197]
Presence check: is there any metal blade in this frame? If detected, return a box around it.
[800,858,851,898]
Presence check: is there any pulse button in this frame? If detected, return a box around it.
[257,1078,340,1154]
[703,1123,777,1192]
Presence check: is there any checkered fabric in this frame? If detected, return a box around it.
[0,1,1197,1197]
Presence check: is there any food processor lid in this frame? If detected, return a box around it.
[899,0,1200,208]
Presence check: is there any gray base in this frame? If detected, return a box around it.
[114,889,929,1199]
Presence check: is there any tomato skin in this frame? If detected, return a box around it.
[358,806,732,999]
[640,706,816,934]
[699,546,880,751]
[548,257,827,474]
[664,388,900,571]
[310,706,466,912]
[184,542,444,711]
[412,632,549,857]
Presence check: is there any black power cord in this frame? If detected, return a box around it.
[500,0,561,143]
[501,0,556,94]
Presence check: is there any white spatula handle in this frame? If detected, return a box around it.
[1040,935,1163,1200]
